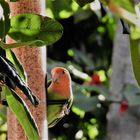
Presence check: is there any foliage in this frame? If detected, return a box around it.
[0,0,63,139]
[104,1,140,86]
[6,49,26,81]
[130,38,140,86]
[75,0,95,7]
[0,0,10,40]
[8,13,63,47]
[0,106,6,140]
[0,13,63,49]
[47,3,114,139]
[3,85,39,140]
[67,0,140,87]
[46,0,76,19]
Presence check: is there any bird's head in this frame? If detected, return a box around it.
[48,67,72,98]
[51,67,71,86]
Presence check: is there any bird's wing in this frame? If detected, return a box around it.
[48,117,63,128]
[67,97,73,110]
[48,102,70,128]
[48,99,71,128]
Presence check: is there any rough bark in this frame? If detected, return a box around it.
[6,0,48,140]
[107,21,140,140]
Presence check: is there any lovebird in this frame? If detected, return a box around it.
[47,67,73,128]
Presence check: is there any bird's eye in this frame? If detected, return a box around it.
[62,70,66,74]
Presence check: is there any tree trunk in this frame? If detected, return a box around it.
[6,0,48,139]
[107,21,140,140]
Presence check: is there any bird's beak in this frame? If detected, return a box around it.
[52,74,60,83]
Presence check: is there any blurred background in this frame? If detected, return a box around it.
[46,1,140,140]
[46,1,115,140]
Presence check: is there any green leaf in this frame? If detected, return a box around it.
[130,26,140,86]
[122,84,140,106]
[6,49,26,81]
[0,19,4,39]
[74,0,95,7]
[73,84,99,112]
[130,25,140,39]
[73,92,99,112]
[8,13,63,47]
[10,13,41,36]
[72,106,85,118]
[72,48,94,71]
[111,0,135,13]
[0,106,7,122]
[0,56,39,106]
[0,40,44,49]
[0,0,10,39]
[107,1,140,26]
[47,0,74,19]
[37,16,63,46]
[79,85,109,99]
[79,85,105,93]
[3,85,39,140]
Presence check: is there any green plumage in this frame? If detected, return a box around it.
[47,82,73,128]
[46,67,73,128]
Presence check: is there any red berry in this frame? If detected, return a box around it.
[90,74,101,85]
[119,101,128,113]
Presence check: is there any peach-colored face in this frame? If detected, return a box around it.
[51,67,71,85]
[50,67,72,97]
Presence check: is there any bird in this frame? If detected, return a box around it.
[46,67,73,128]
